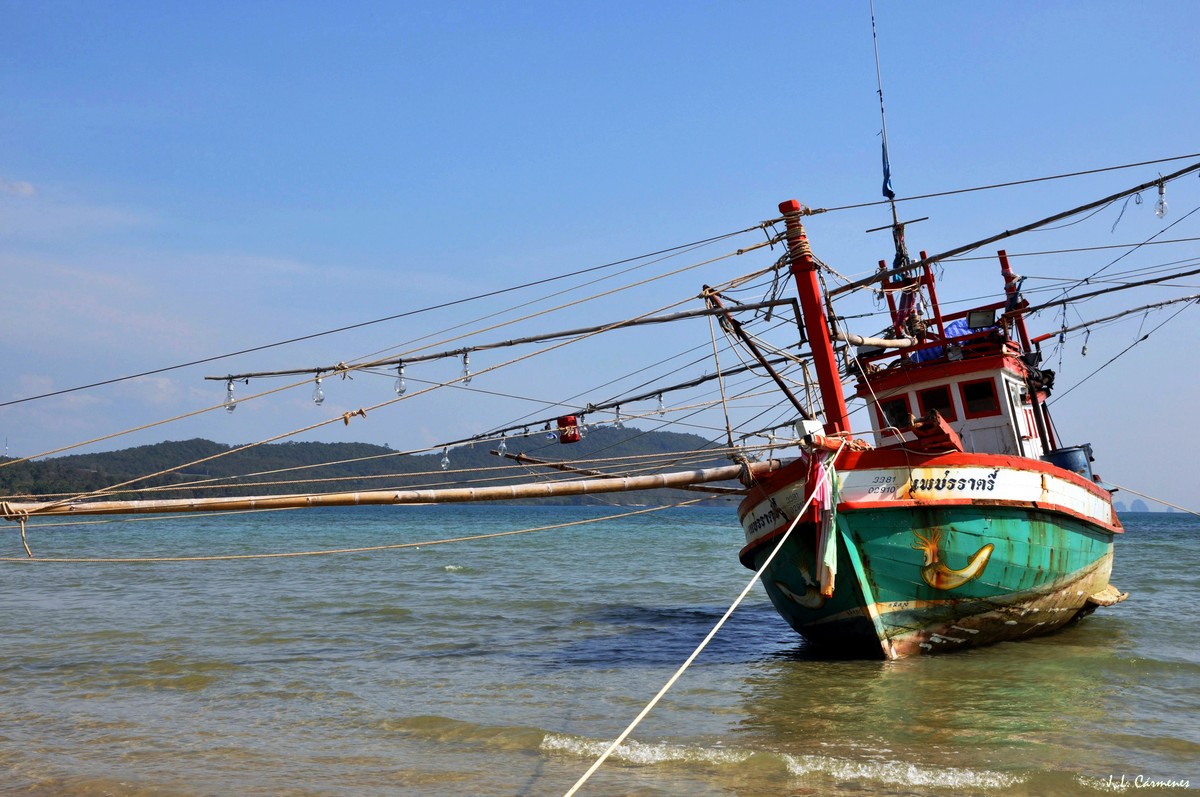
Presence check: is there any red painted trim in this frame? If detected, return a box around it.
[739,495,1122,566]
[837,498,1123,535]
[737,458,811,523]
[741,449,1118,509]
[921,257,949,342]
[854,353,1026,397]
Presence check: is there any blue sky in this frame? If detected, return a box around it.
[2,1,1198,509]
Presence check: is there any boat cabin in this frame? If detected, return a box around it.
[850,250,1059,461]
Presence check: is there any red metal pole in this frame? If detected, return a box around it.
[998,249,1053,451]
[919,250,948,339]
[879,259,900,325]
[998,249,1032,351]
[779,200,850,435]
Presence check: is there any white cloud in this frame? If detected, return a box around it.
[0,178,35,197]
[0,193,148,240]
[123,376,184,407]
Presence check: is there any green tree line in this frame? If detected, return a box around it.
[0,428,740,506]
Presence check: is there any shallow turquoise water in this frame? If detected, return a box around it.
[1,506,1195,795]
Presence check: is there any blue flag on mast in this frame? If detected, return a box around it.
[881,139,895,200]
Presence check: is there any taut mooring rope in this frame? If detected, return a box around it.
[1109,483,1198,518]
[562,442,846,796]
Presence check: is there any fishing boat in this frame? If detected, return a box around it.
[5,162,1197,660]
[735,199,1129,658]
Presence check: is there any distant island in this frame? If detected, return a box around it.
[0,427,742,507]
[1113,499,1153,513]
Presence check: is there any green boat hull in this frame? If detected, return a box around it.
[748,505,1117,658]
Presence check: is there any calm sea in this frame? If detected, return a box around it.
[1,505,1195,796]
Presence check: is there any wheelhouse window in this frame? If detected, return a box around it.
[960,378,1001,418]
[877,395,913,429]
[917,385,957,421]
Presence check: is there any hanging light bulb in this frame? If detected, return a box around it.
[312,375,325,406]
[497,435,508,455]
[1155,180,1168,218]
[1081,329,1090,357]
[656,394,665,415]
[440,447,450,470]
[396,363,408,395]
[614,406,623,429]
[224,379,237,413]
[461,352,472,386]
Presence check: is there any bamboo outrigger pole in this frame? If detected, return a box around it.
[1,461,778,520]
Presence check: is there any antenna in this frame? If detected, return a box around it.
[869,0,910,269]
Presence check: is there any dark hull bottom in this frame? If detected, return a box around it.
[785,556,1113,658]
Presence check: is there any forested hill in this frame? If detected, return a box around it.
[0,428,740,506]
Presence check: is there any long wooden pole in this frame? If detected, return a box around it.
[1,461,777,519]
[779,200,850,434]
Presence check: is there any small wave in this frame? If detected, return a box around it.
[431,562,480,575]
[782,753,1020,790]
[541,734,751,766]
[541,733,1020,790]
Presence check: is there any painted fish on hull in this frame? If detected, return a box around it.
[911,528,994,590]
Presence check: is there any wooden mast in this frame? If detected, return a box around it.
[779,200,850,435]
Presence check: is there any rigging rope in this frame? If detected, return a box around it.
[213,244,762,382]
[0,377,300,467]
[0,501,700,563]
[707,315,737,451]
[350,236,783,369]
[11,273,775,510]
[1109,484,1199,518]
[829,160,1200,297]
[1049,299,1196,404]
[807,152,1200,214]
[1040,202,1200,306]
[943,235,1200,262]
[1,250,783,501]
[1,225,771,409]
[122,446,737,498]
